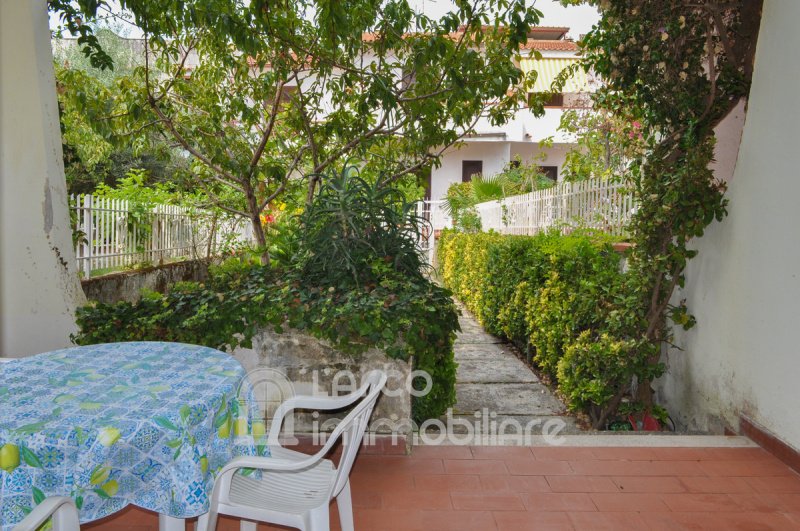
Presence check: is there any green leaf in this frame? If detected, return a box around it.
[20,446,43,468]
[32,486,46,505]
[213,411,229,430]
[153,416,179,431]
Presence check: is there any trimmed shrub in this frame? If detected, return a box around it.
[437,229,652,425]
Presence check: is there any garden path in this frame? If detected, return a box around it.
[447,306,585,436]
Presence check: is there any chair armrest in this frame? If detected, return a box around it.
[267,392,367,444]
[14,496,78,531]
[218,455,322,476]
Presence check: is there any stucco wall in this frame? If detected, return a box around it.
[655,0,800,450]
[0,1,85,358]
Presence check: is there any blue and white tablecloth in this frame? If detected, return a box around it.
[0,342,269,529]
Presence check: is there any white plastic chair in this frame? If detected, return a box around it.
[203,370,387,531]
[12,496,80,531]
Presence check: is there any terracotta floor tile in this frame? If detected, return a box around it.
[414,473,482,491]
[522,492,597,512]
[642,511,798,531]
[451,491,525,511]
[354,508,424,531]
[699,459,796,477]
[746,474,800,493]
[568,511,649,530]
[356,455,445,475]
[590,492,670,512]
[568,460,646,477]
[471,445,535,460]
[546,475,619,493]
[480,474,552,493]
[350,471,415,491]
[493,510,574,531]
[590,447,659,461]
[678,475,755,494]
[703,447,773,461]
[504,458,574,476]
[411,444,473,460]
[728,492,800,512]
[571,459,706,477]
[532,446,596,461]
[61,444,800,531]
[612,476,687,493]
[444,458,508,475]
[381,489,453,510]
[647,447,710,461]
[351,489,382,509]
[418,509,498,531]
[660,492,742,512]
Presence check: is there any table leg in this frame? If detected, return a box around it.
[159,514,186,531]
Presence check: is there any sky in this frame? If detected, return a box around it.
[51,0,599,41]
[411,0,599,39]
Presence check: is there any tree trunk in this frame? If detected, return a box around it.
[244,183,269,265]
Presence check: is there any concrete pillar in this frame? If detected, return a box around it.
[0,0,86,357]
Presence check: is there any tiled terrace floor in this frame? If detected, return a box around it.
[85,442,800,530]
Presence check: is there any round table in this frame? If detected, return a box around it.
[0,342,268,530]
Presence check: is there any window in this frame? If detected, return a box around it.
[538,166,558,181]
[543,93,564,107]
[528,92,564,108]
[462,160,483,182]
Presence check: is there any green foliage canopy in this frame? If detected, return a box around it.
[50,0,546,262]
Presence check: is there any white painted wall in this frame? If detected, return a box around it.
[0,0,85,358]
[430,141,511,200]
[655,0,800,450]
[509,142,570,175]
[429,140,571,201]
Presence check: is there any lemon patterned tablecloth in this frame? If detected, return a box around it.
[0,342,268,530]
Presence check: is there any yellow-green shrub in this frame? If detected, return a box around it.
[437,229,659,426]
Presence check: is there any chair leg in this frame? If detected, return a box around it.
[195,512,209,531]
[336,480,355,531]
[240,521,257,531]
[307,504,330,531]
[204,511,218,531]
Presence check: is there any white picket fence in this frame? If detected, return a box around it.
[70,195,250,277]
[475,178,634,237]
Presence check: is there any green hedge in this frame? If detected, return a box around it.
[438,229,661,425]
[73,263,459,423]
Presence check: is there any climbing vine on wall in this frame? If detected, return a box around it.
[562,0,763,426]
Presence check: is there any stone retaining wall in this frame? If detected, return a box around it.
[81,258,216,304]
[233,327,413,444]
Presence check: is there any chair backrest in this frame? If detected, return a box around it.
[13,496,79,531]
[328,370,387,497]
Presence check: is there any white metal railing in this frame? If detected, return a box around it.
[414,200,452,264]
[475,178,634,237]
[70,195,250,277]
